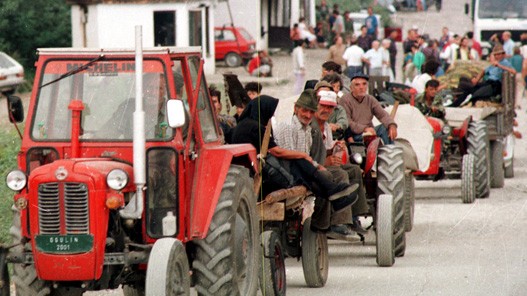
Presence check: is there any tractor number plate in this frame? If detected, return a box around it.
[35,234,94,254]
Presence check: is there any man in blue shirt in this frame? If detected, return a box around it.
[365,6,378,40]
[470,44,516,103]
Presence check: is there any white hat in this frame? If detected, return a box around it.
[318,90,337,107]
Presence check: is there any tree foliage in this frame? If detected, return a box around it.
[0,0,71,74]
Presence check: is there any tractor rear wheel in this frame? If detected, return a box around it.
[146,238,190,296]
[193,165,259,296]
[301,218,329,287]
[490,140,505,188]
[403,173,415,232]
[377,145,406,259]
[467,121,490,198]
[376,194,395,267]
[461,154,476,203]
[1,262,9,296]
[259,230,286,296]
[10,206,52,296]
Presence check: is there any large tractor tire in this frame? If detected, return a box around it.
[461,154,476,203]
[376,194,395,267]
[301,218,329,287]
[403,173,415,232]
[1,262,9,296]
[490,140,505,188]
[193,165,259,296]
[467,121,490,198]
[146,238,190,296]
[259,230,286,296]
[10,206,52,296]
[377,145,406,258]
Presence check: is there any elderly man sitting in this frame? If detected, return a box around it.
[339,73,397,144]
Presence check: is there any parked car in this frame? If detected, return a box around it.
[0,52,24,94]
[215,26,256,67]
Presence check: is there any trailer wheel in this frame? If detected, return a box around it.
[505,158,514,178]
[376,194,395,267]
[145,238,190,296]
[193,165,259,296]
[461,154,476,203]
[10,206,52,296]
[490,140,505,188]
[259,230,286,296]
[301,218,328,287]
[467,121,490,198]
[377,145,406,259]
[403,173,415,232]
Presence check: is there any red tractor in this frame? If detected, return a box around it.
[2,44,261,295]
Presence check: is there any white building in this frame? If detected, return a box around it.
[68,0,217,74]
[214,0,316,49]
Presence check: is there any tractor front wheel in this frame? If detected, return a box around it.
[145,238,190,296]
[193,165,259,296]
[301,218,329,287]
[10,206,52,296]
[461,154,476,203]
[376,194,395,267]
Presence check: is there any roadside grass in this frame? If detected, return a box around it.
[0,129,22,244]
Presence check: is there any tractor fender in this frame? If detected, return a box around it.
[364,138,382,175]
[457,116,472,155]
[189,144,257,239]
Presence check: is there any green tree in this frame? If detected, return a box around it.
[0,0,71,75]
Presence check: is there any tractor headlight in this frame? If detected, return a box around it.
[442,125,452,135]
[107,169,129,191]
[6,170,27,191]
[352,153,363,165]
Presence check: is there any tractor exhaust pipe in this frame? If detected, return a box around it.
[120,25,145,219]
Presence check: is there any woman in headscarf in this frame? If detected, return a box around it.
[231,95,358,212]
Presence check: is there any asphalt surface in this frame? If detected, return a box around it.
[18,0,527,295]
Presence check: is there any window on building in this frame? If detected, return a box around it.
[154,11,176,46]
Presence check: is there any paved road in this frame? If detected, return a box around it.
[73,0,527,295]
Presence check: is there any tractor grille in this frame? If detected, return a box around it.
[38,182,89,234]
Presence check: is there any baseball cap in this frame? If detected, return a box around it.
[318,90,337,107]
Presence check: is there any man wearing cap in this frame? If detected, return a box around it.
[315,80,349,140]
[340,73,397,144]
[310,87,370,237]
[470,44,516,103]
[273,89,359,234]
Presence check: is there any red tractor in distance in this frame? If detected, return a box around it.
[2,45,260,295]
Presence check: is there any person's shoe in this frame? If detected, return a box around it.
[443,98,453,107]
[328,183,359,201]
[264,185,307,203]
[460,94,472,106]
[326,224,360,241]
[310,224,329,233]
[349,220,368,235]
[329,184,359,212]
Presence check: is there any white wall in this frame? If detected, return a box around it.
[71,3,215,74]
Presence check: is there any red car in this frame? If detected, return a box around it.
[214,26,256,67]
